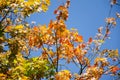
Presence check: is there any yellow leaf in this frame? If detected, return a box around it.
[48,50,54,57]
[0,73,6,80]
[14,25,24,30]
[55,70,71,80]
[0,73,6,77]
[112,21,116,26]
[25,1,33,6]
[108,49,119,58]
[98,40,104,43]
[95,57,107,62]
[84,57,90,66]
[41,4,48,12]
[21,76,29,80]
[45,0,50,6]
[115,49,119,57]
[14,9,18,13]
[94,57,109,67]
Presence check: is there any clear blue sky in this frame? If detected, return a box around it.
[26,0,120,80]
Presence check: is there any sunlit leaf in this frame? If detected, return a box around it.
[41,3,48,12]
[14,25,24,30]
[55,70,71,80]
[110,66,120,74]
[75,35,83,42]
[45,0,50,6]
[106,17,115,24]
[33,26,39,32]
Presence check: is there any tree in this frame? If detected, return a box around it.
[0,0,120,80]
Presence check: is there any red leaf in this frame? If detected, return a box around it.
[88,37,92,44]
[111,66,120,74]
[54,9,58,14]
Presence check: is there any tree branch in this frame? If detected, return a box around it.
[0,8,11,24]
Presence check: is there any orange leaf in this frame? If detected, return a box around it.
[48,20,53,29]
[106,17,115,24]
[111,66,120,74]
[76,35,83,42]
[5,26,12,32]
[33,26,39,32]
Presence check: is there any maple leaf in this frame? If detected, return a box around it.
[48,20,53,29]
[4,26,12,32]
[33,26,39,32]
[112,21,116,26]
[74,46,81,55]
[75,35,83,42]
[108,49,119,58]
[0,73,6,80]
[55,70,71,80]
[45,0,50,6]
[111,66,120,74]
[106,17,115,24]
[86,66,104,79]
[14,25,24,30]
[94,57,109,67]
[41,3,48,12]
[79,43,86,49]
[88,37,93,44]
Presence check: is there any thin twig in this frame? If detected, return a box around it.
[0,8,10,24]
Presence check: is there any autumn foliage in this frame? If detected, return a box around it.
[0,0,120,80]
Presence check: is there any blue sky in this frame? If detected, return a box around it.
[26,0,120,80]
